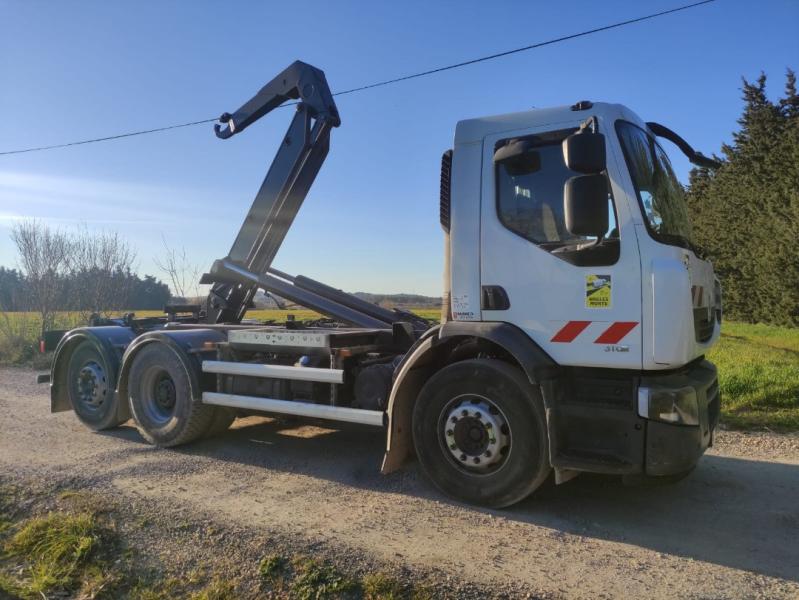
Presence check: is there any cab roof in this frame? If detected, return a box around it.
[453,102,647,144]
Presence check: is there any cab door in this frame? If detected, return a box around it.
[479,119,643,369]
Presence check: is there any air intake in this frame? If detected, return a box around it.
[440,149,453,232]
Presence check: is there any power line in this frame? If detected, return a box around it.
[0,0,716,157]
[331,0,717,97]
[0,118,217,156]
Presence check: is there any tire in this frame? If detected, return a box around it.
[66,340,128,431]
[206,407,236,437]
[127,343,215,447]
[412,359,550,508]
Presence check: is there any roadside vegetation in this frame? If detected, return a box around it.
[707,321,799,431]
[0,483,434,599]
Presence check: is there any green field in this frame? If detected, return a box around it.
[1,310,796,431]
[705,321,799,431]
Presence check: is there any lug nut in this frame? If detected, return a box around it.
[451,416,458,424]
[473,457,481,464]
[461,409,468,417]
[485,450,492,457]
[485,422,493,429]
[475,412,482,419]
[449,443,456,450]
[459,454,467,461]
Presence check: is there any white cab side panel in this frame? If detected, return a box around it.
[638,238,721,369]
[449,137,483,321]
[650,256,694,365]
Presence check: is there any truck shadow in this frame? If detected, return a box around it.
[106,416,799,582]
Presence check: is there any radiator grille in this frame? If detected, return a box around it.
[694,307,715,343]
[566,377,634,410]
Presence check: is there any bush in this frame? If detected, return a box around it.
[0,313,38,365]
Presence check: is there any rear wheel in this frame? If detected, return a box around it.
[206,407,236,437]
[66,341,127,430]
[127,343,215,447]
[412,359,550,508]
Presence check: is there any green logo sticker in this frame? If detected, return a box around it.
[585,274,611,309]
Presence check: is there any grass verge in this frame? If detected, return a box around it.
[709,321,799,431]
[0,483,436,600]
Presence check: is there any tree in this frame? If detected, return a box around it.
[10,221,71,336]
[153,238,204,302]
[128,274,171,310]
[686,70,799,326]
[0,267,26,311]
[67,226,138,318]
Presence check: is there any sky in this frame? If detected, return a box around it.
[0,0,797,296]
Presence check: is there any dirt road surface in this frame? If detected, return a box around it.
[1,366,798,599]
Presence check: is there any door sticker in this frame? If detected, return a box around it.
[585,274,612,309]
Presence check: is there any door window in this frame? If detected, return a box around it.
[495,131,619,266]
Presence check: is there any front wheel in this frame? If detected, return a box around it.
[412,359,550,508]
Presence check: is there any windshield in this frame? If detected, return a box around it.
[615,120,694,247]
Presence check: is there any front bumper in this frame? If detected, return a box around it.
[640,360,720,476]
[547,359,720,478]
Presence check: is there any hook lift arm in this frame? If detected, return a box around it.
[202,61,341,324]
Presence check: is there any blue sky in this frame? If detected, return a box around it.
[1,0,796,296]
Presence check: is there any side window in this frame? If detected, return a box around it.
[494,132,619,265]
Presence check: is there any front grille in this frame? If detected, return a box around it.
[567,377,633,410]
[694,307,715,343]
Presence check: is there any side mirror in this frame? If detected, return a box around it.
[562,131,606,173]
[494,139,541,176]
[564,174,609,237]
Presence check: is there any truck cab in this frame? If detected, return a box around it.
[432,100,721,484]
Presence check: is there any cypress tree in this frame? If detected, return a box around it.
[687,70,799,326]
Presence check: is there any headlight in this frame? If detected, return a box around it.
[638,386,699,426]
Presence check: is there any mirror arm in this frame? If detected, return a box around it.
[646,122,721,169]
[579,116,599,134]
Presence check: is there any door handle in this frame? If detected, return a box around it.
[481,286,510,310]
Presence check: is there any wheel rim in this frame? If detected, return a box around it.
[438,394,511,475]
[140,366,177,425]
[74,361,108,412]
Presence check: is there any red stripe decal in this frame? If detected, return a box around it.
[551,320,592,343]
[594,321,638,344]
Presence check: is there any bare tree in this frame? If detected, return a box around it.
[11,220,71,336]
[68,225,137,319]
[153,237,203,302]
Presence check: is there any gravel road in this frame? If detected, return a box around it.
[1,366,798,599]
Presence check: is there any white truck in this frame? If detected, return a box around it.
[43,61,722,507]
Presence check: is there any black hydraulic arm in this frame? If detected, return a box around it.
[202,61,341,324]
